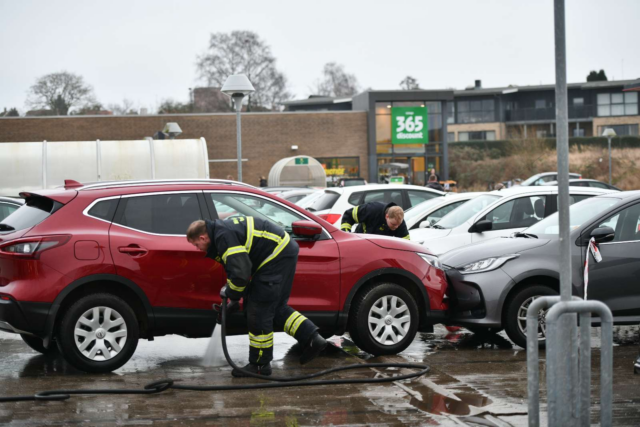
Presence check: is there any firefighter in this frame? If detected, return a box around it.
[340,202,410,240]
[187,218,326,377]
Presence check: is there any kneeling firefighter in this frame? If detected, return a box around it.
[187,218,327,377]
[340,202,410,240]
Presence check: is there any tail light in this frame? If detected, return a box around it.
[317,213,342,224]
[0,235,71,259]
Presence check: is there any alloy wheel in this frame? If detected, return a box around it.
[74,306,128,361]
[368,295,411,345]
[517,296,548,342]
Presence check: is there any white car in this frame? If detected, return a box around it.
[404,192,487,230]
[275,188,319,204]
[295,190,324,209]
[410,186,615,255]
[0,196,23,222]
[306,184,445,226]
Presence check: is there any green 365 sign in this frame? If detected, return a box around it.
[391,107,428,144]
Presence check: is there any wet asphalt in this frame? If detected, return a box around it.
[1,326,640,426]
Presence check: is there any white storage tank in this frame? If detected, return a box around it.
[268,156,326,188]
[0,138,209,196]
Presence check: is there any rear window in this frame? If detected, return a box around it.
[0,196,61,233]
[308,191,340,212]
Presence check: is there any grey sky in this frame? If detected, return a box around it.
[1,0,638,114]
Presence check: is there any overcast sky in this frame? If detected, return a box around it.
[1,0,638,114]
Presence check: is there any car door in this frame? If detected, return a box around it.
[109,192,217,315]
[584,201,640,316]
[470,195,547,243]
[362,189,404,207]
[206,191,341,313]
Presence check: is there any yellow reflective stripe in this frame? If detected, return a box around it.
[245,217,254,253]
[227,279,245,292]
[290,314,308,337]
[284,312,302,335]
[257,232,290,271]
[340,223,351,230]
[254,230,282,244]
[352,206,359,223]
[222,245,248,263]
[402,235,410,240]
[249,332,274,341]
[250,340,274,349]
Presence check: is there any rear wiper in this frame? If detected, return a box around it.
[513,232,538,239]
[307,207,316,212]
[0,224,15,231]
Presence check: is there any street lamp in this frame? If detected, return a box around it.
[602,127,617,185]
[221,74,255,182]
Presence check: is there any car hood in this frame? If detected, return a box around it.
[357,234,432,253]
[440,236,551,268]
[408,228,452,242]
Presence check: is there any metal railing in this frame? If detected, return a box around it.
[505,105,595,122]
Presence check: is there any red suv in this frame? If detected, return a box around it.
[0,180,448,373]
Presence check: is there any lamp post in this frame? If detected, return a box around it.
[602,127,617,185]
[221,74,255,182]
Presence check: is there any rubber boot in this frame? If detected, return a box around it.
[232,362,272,377]
[300,332,327,365]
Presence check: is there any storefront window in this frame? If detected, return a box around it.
[316,157,361,186]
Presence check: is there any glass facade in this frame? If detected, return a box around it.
[456,99,495,123]
[597,92,638,116]
[316,156,361,186]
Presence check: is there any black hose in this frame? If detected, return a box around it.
[0,298,429,403]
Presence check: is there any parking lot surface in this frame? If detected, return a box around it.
[1,326,640,426]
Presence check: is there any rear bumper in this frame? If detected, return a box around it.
[0,298,51,336]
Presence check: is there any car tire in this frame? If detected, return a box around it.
[348,283,419,356]
[504,285,556,349]
[56,293,139,373]
[20,334,58,355]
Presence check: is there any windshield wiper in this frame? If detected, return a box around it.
[429,224,446,230]
[0,224,15,231]
[513,232,538,239]
[307,207,316,212]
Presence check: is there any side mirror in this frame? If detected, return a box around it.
[469,219,492,233]
[419,220,429,229]
[292,220,322,239]
[590,226,615,244]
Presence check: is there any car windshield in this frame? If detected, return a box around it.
[307,191,340,212]
[404,198,451,222]
[526,197,620,235]
[295,190,323,208]
[435,194,501,229]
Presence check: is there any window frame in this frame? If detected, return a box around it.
[584,201,640,245]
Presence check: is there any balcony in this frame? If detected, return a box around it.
[504,104,595,122]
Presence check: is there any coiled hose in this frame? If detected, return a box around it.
[0,298,429,402]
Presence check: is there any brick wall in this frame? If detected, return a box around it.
[593,116,640,135]
[0,111,368,187]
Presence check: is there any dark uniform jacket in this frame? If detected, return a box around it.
[204,217,291,300]
[340,202,410,240]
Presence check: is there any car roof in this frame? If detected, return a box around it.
[488,185,611,197]
[327,183,445,195]
[0,196,24,205]
[603,190,640,200]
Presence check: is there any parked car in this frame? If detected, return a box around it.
[307,184,445,226]
[263,186,309,195]
[0,197,23,222]
[441,191,640,348]
[410,186,614,255]
[404,193,486,230]
[275,188,318,204]
[295,190,325,209]
[520,172,582,186]
[542,179,621,191]
[337,178,367,187]
[0,179,448,372]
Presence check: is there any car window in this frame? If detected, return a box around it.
[285,195,305,203]
[528,197,619,235]
[568,194,592,205]
[570,181,589,187]
[363,190,403,206]
[437,195,502,229]
[597,202,640,243]
[0,203,19,222]
[116,193,202,235]
[210,193,303,233]
[482,196,546,230]
[347,192,363,206]
[407,190,438,208]
[308,191,340,212]
[425,201,465,226]
[87,199,119,222]
[0,196,61,233]
[590,182,610,189]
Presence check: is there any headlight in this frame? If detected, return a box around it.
[418,253,443,271]
[459,254,519,274]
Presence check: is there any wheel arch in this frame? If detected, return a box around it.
[337,268,430,334]
[499,273,560,324]
[44,274,154,348]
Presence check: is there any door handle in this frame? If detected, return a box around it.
[118,245,148,256]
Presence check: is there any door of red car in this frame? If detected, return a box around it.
[205,191,341,312]
[109,192,220,311]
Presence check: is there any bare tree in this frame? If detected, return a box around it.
[27,71,95,115]
[313,62,360,97]
[107,99,137,115]
[400,76,420,90]
[196,30,291,111]
[157,99,192,114]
